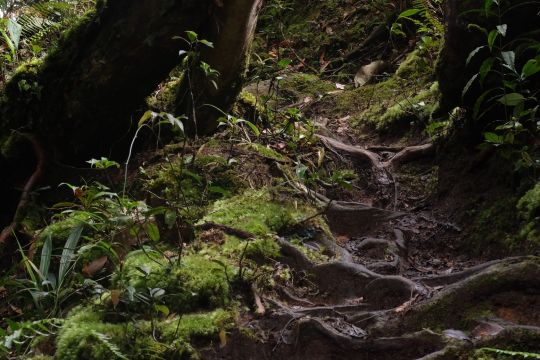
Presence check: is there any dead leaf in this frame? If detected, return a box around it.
[219,330,227,348]
[82,256,108,278]
[394,294,419,314]
[335,83,346,90]
[471,321,504,339]
[111,289,120,309]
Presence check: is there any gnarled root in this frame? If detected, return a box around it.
[0,135,45,251]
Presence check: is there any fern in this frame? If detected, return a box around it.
[479,348,540,359]
[411,0,444,36]
[393,0,444,39]
[90,330,129,360]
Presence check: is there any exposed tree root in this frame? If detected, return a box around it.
[413,257,526,287]
[318,134,434,185]
[390,257,540,334]
[318,134,434,168]
[0,135,45,250]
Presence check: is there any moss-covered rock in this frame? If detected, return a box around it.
[55,306,234,360]
[202,188,299,237]
[112,249,232,312]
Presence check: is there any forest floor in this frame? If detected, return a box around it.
[1,1,540,359]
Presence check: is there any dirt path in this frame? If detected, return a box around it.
[210,131,540,359]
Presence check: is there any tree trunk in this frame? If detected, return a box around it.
[0,0,263,247]
[174,0,264,135]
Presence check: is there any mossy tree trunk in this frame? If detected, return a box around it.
[174,0,264,135]
[0,0,263,244]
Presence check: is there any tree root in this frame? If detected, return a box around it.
[289,319,444,359]
[413,256,526,287]
[391,257,540,334]
[0,135,45,250]
[318,135,434,170]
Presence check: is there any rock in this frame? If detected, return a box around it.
[354,60,388,87]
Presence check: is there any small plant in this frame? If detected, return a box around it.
[464,0,540,169]
[15,224,84,316]
[0,318,62,356]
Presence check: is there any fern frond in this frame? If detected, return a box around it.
[90,330,129,360]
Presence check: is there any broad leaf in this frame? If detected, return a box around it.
[497,93,525,106]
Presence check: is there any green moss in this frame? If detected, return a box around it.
[281,73,335,99]
[517,183,540,248]
[517,183,540,221]
[113,250,232,312]
[55,308,127,360]
[395,50,434,79]
[371,82,440,131]
[244,143,288,162]
[466,197,519,255]
[141,154,242,221]
[162,309,235,340]
[146,70,184,112]
[202,188,299,236]
[55,306,234,360]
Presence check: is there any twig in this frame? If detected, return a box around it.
[252,283,266,316]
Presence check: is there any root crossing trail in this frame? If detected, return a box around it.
[214,135,540,360]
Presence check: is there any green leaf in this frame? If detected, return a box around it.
[487,29,499,51]
[466,46,486,66]
[199,39,214,48]
[521,59,540,79]
[208,185,231,197]
[484,132,504,144]
[500,51,516,72]
[479,57,495,83]
[484,0,494,15]
[498,93,525,106]
[243,120,260,137]
[462,73,478,98]
[467,23,488,35]
[154,304,170,316]
[6,18,22,50]
[39,234,52,282]
[185,30,198,42]
[138,110,156,128]
[146,222,160,242]
[277,58,292,69]
[59,225,84,286]
[397,8,423,19]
